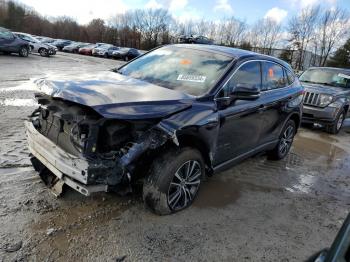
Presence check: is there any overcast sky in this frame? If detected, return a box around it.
[19,0,350,25]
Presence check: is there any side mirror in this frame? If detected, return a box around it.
[231,84,260,100]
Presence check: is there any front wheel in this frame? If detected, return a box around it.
[268,120,296,160]
[39,48,49,57]
[143,147,204,215]
[326,109,345,134]
[19,46,29,57]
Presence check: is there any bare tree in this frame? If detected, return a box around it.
[288,5,321,70]
[317,7,349,66]
[250,18,282,55]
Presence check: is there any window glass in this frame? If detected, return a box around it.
[286,69,295,85]
[119,46,233,96]
[0,30,14,40]
[262,62,287,90]
[219,62,261,97]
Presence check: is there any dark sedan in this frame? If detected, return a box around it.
[111,47,142,61]
[52,39,72,51]
[26,44,303,215]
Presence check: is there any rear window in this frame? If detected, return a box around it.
[118,46,233,96]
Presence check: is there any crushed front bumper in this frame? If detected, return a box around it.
[25,121,107,196]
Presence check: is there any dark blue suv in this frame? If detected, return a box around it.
[26,44,304,214]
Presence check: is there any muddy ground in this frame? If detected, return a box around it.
[0,52,349,262]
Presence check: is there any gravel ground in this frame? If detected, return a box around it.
[0,52,349,262]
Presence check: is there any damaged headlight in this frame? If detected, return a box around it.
[319,94,333,107]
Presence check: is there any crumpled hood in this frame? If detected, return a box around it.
[302,83,349,96]
[34,71,194,119]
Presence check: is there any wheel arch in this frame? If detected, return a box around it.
[288,113,301,133]
[176,133,213,173]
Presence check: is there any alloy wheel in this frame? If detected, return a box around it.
[337,113,344,131]
[279,125,294,156]
[167,160,201,211]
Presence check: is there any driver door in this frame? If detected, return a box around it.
[214,61,265,166]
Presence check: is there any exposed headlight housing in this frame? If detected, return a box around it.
[319,94,333,107]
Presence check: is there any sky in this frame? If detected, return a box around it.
[19,0,350,25]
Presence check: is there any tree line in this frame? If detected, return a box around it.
[0,0,349,69]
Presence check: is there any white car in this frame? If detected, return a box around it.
[14,32,56,57]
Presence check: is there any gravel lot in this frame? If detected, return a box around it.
[0,52,349,262]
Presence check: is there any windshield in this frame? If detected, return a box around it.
[118,46,233,96]
[300,68,350,88]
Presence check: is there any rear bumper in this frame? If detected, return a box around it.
[302,105,340,124]
[25,121,107,196]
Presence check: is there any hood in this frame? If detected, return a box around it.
[34,71,194,120]
[301,82,349,96]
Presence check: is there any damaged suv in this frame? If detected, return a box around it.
[26,44,303,215]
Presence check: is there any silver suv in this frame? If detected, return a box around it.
[300,67,350,134]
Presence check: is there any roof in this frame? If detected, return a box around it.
[170,44,292,69]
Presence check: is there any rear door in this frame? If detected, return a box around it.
[214,61,264,165]
[258,61,298,144]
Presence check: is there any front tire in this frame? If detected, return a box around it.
[143,147,204,215]
[268,120,296,160]
[39,48,49,57]
[326,109,345,134]
[19,46,29,57]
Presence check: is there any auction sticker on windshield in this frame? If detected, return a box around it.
[177,74,207,83]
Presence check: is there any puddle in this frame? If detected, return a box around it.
[0,98,38,107]
[292,135,349,170]
[194,178,241,208]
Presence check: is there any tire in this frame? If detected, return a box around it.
[326,109,345,134]
[39,48,49,57]
[104,53,108,58]
[143,147,204,215]
[19,46,29,57]
[268,120,296,160]
[124,56,129,61]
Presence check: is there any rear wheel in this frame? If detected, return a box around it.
[19,46,29,57]
[326,109,345,134]
[268,120,296,160]
[143,147,204,215]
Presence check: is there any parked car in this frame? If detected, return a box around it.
[63,42,90,53]
[111,47,142,61]
[37,37,55,44]
[92,44,119,58]
[300,67,350,134]
[0,27,29,57]
[79,43,105,56]
[179,35,213,45]
[92,44,117,58]
[25,44,303,214]
[14,32,56,57]
[51,39,72,51]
